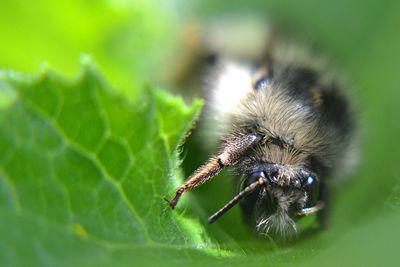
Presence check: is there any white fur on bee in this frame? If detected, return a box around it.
[255,187,307,236]
[202,60,254,146]
[210,60,253,119]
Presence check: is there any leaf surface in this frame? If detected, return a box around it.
[0,65,233,266]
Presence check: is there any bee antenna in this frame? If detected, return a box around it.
[208,178,265,224]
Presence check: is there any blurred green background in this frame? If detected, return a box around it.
[1,0,400,266]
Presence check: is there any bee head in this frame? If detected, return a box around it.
[239,164,320,236]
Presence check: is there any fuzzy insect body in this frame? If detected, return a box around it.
[167,41,356,237]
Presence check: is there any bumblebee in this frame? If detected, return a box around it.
[166,22,357,237]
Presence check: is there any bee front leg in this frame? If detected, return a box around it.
[297,202,324,216]
[166,134,260,209]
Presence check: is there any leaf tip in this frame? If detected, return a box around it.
[78,54,103,80]
[80,54,94,67]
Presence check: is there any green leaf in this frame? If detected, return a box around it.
[2,1,400,266]
[0,63,239,266]
[3,65,400,267]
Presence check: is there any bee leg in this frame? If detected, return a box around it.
[166,156,223,208]
[298,202,324,216]
[166,134,259,209]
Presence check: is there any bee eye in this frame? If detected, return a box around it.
[303,175,319,208]
[306,175,316,186]
[254,77,269,91]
